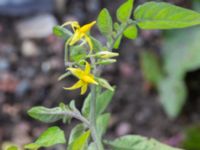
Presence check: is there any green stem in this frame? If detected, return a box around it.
[90,85,104,150]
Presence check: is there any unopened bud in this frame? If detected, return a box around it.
[96,51,119,59]
[96,59,116,65]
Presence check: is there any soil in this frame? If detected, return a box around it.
[0,0,200,149]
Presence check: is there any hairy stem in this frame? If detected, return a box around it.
[89,55,104,150]
[90,85,104,150]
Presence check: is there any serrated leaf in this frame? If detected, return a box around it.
[105,135,182,150]
[134,2,200,29]
[140,51,163,85]
[97,8,113,36]
[97,113,110,138]
[123,25,138,39]
[25,126,66,150]
[117,0,134,23]
[68,130,90,150]
[82,89,115,118]
[53,25,72,39]
[158,78,187,119]
[28,106,65,123]
[68,124,85,144]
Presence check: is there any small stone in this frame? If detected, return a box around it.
[15,80,31,97]
[119,63,134,78]
[16,14,57,39]
[116,122,132,136]
[21,40,39,57]
[0,58,10,71]
[54,0,67,14]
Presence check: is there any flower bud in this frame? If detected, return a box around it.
[96,51,119,59]
[96,59,116,65]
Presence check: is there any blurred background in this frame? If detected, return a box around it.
[0,0,200,149]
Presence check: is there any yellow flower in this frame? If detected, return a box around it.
[62,21,96,51]
[64,62,98,95]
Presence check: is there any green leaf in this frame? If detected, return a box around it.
[68,124,85,144]
[70,45,87,62]
[117,0,134,23]
[88,143,96,150]
[91,37,103,52]
[113,35,123,49]
[2,143,20,150]
[105,135,182,150]
[25,126,66,150]
[82,88,115,118]
[182,124,200,150]
[97,113,110,138]
[140,51,163,85]
[160,26,200,118]
[123,25,138,39]
[68,130,90,150]
[7,146,19,150]
[158,78,187,119]
[53,25,72,39]
[134,2,200,29]
[96,78,114,91]
[28,106,65,123]
[97,8,113,36]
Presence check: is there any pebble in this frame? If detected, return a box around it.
[0,58,10,71]
[16,14,58,39]
[21,40,39,57]
[15,80,31,97]
[116,122,132,136]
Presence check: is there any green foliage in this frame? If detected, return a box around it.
[123,25,138,39]
[2,144,19,150]
[158,78,187,118]
[26,1,200,150]
[68,124,85,144]
[96,78,114,91]
[140,51,163,85]
[117,0,134,23]
[159,26,200,118]
[67,130,90,150]
[134,2,200,29]
[97,8,113,36]
[105,135,182,150]
[97,113,110,138]
[113,35,123,49]
[25,127,66,150]
[53,25,72,39]
[28,106,65,123]
[82,88,115,118]
[7,146,19,150]
[182,125,200,150]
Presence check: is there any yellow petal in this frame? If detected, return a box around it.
[84,35,93,51]
[82,75,98,85]
[68,68,85,79]
[64,80,84,90]
[79,21,96,33]
[81,83,88,95]
[84,62,91,74]
[69,31,83,46]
